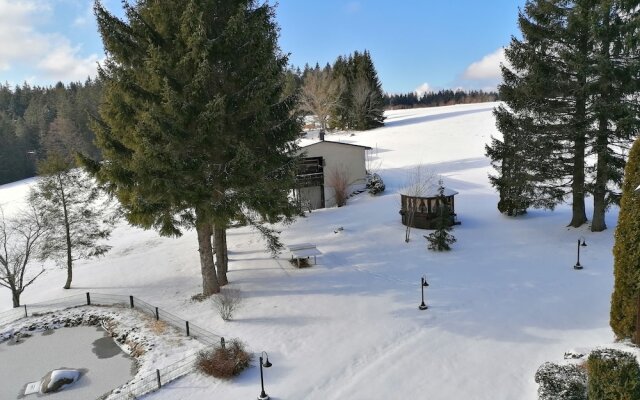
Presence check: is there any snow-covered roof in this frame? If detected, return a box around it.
[299,140,372,150]
[401,184,458,198]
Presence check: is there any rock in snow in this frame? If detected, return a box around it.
[40,368,83,393]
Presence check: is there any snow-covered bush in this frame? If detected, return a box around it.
[213,288,242,321]
[587,348,640,399]
[534,362,586,400]
[196,339,252,379]
[366,173,385,195]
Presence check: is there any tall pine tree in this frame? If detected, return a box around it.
[87,0,301,296]
[488,0,638,228]
[588,0,639,231]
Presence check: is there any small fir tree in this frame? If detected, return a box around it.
[611,138,640,341]
[425,181,456,251]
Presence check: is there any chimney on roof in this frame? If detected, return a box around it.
[319,129,325,141]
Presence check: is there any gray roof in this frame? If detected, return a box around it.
[402,184,458,198]
[299,140,372,150]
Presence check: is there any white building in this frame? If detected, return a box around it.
[295,140,371,209]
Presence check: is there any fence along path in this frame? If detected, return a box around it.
[0,292,225,399]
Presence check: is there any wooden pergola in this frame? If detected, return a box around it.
[399,186,459,229]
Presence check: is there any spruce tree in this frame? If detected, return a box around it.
[425,181,456,251]
[327,51,385,131]
[329,55,353,130]
[88,0,300,295]
[488,0,593,225]
[588,0,639,232]
[351,51,385,130]
[611,138,640,341]
[490,0,638,227]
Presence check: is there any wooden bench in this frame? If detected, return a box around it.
[287,243,322,267]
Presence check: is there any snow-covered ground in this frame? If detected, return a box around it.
[0,102,631,399]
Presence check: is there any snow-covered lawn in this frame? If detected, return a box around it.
[0,102,631,399]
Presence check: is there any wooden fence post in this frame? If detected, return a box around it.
[86,292,91,305]
[155,307,159,321]
[186,321,190,336]
[129,296,134,309]
[156,369,161,388]
[23,304,27,318]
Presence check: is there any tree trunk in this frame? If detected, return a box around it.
[591,116,609,232]
[591,10,611,233]
[214,225,228,286]
[12,290,20,308]
[60,176,73,289]
[196,213,219,295]
[568,77,588,228]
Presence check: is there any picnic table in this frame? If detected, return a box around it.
[287,243,322,267]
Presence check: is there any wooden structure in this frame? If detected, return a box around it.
[399,185,459,229]
[294,141,371,210]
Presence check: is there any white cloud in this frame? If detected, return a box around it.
[38,45,101,82]
[0,0,100,83]
[414,82,432,96]
[462,48,507,80]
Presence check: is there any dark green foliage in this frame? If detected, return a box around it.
[534,362,587,400]
[488,0,589,223]
[384,90,498,109]
[611,138,640,340]
[587,349,640,399]
[89,0,301,294]
[366,173,385,195]
[487,0,639,228]
[587,0,640,232]
[487,105,565,216]
[329,50,385,130]
[425,182,456,251]
[298,50,385,132]
[0,80,102,185]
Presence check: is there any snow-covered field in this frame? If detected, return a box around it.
[0,102,630,399]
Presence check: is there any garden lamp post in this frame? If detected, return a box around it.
[574,236,587,270]
[419,275,429,310]
[258,351,272,400]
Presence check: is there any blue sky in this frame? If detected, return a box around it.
[0,0,526,93]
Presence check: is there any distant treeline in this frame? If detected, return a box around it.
[0,80,102,185]
[0,78,497,185]
[384,90,499,109]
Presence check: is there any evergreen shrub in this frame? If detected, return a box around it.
[534,362,587,400]
[611,138,640,340]
[587,349,640,400]
[366,173,385,195]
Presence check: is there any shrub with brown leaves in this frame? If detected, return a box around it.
[197,339,252,379]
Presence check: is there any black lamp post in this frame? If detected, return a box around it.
[574,236,587,270]
[258,351,272,400]
[419,275,429,310]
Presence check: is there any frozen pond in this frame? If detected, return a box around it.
[0,326,135,399]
